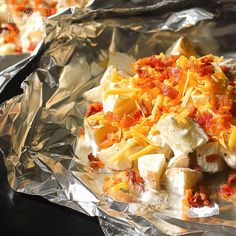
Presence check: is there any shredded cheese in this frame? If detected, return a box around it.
[181,87,193,107]
[110,68,118,82]
[182,70,190,96]
[128,145,157,161]
[152,94,164,115]
[111,140,137,162]
[111,181,129,191]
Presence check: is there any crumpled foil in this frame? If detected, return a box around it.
[1,1,236,235]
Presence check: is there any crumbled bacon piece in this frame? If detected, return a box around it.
[185,188,211,208]
[133,110,143,121]
[168,66,183,86]
[100,132,120,149]
[28,42,37,51]
[161,85,178,99]
[219,184,232,198]
[220,65,230,73]
[195,111,213,131]
[119,115,136,129]
[88,153,104,169]
[126,170,144,186]
[186,102,197,118]
[197,64,215,77]
[219,170,236,198]
[85,102,103,117]
[138,100,150,117]
[104,111,120,122]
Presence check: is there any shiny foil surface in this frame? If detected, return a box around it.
[1,1,236,235]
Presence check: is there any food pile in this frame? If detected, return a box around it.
[0,0,84,54]
[82,53,236,213]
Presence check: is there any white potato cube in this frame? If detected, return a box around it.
[100,66,136,115]
[147,133,173,159]
[84,115,117,154]
[138,154,166,190]
[0,43,16,55]
[75,135,93,165]
[196,142,225,173]
[221,147,236,169]
[157,115,208,156]
[97,141,133,171]
[83,86,102,103]
[165,168,202,196]
[167,155,189,168]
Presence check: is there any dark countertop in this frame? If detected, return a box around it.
[0,153,104,236]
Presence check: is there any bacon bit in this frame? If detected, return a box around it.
[200,56,214,64]
[185,188,211,208]
[206,154,219,163]
[133,110,142,121]
[3,23,19,44]
[186,102,197,118]
[119,115,136,129]
[28,43,37,51]
[104,111,120,122]
[159,105,169,113]
[220,65,230,73]
[15,46,23,53]
[219,170,236,198]
[161,85,178,99]
[100,132,120,149]
[168,66,183,86]
[195,111,213,131]
[197,64,215,77]
[210,95,232,114]
[85,102,103,117]
[88,153,104,169]
[126,170,144,186]
[219,184,232,198]
[138,100,150,117]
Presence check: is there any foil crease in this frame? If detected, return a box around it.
[1,1,236,235]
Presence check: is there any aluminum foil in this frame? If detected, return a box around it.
[1,1,236,235]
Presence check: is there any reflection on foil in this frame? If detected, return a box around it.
[1,1,236,235]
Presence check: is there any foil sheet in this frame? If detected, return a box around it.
[1,1,236,235]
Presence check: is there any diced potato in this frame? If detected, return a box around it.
[165,168,202,196]
[75,135,92,165]
[220,147,236,169]
[157,115,208,156]
[97,141,134,170]
[196,142,225,173]
[0,43,16,55]
[84,115,117,152]
[100,66,136,115]
[83,86,102,103]
[167,155,189,169]
[147,133,173,159]
[138,154,166,190]
[166,36,197,57]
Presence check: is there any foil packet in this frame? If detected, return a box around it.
[1,1,236,235]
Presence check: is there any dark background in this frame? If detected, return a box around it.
[0,153,104,236]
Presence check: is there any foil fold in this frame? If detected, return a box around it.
[1,1,236,235]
